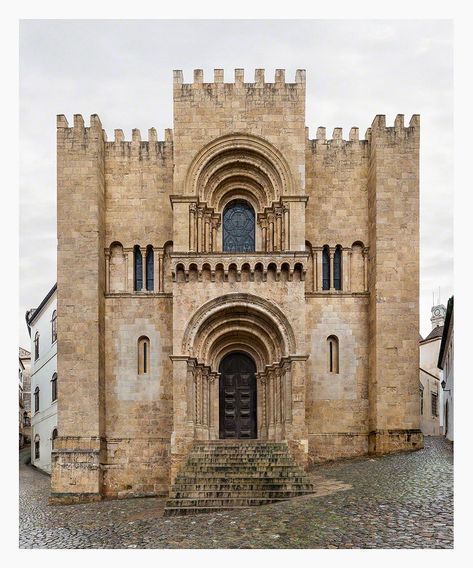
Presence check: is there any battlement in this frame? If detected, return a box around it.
[173,68,306,90]
[308,114,420,151]
[57,114,173,161]
[57,114,173,144]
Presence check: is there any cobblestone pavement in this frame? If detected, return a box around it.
[19,437,453,549]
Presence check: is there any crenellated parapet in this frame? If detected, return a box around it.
[57,114,173,161]
[173,68,306,93]
[307,114,419,154]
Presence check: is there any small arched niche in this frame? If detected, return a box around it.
[109,241,126,293]
[351,241,365,293]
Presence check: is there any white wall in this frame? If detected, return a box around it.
[30,291,57,473]
[442,333,454,441]
[419,336,442,436]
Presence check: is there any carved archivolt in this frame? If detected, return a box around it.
[182,293,297,366]
[185,133,296,207]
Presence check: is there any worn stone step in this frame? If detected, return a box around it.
[164,440,315,516]
[171,482,314,491]
[187,455,294,465]
[175,471,307,479]
[164,506,250,517]
[181,466,302,473]
[166,497,288,508]
[170,489,312,499]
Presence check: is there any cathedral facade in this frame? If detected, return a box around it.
[51,69,423,503]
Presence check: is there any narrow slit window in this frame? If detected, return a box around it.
[138,336,150,375]
[334,246,342,290]
[134,245,143,291]
[146,245,154,291]
[322,246,330,290]
[327,335,339,374]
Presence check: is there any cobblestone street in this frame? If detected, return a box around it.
[19,437,453,549]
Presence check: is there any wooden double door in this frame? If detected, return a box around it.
[219,352,257,439]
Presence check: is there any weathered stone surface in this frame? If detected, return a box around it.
[52,70,421,502]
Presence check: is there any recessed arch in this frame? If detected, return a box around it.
[182,293,297,369]
[185,133,296,208]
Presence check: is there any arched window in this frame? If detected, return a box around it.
[34,435,40,459]
[34,387,40,413]
[23,411,30,427]
[134,245,143,291]
[51,428,58,450]
[34,332,40,360]
[223,200,255,252]
[322,246,330,290]
[420,385,424,415]
[51,310,57,343]
[327,335,339,374]
[51,373,57,402]
[334,246,342,290]
[138,336,150,374]
[146,245,154,291]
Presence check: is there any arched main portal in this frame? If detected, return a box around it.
[219,352,257,439]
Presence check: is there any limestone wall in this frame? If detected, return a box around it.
[104,129,173,248]
[367,115,422,453]
[172,69,307,198]
[305,296,370,462]
[305,129,369,248]
[103,296,173,498]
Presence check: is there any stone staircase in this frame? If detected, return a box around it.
[164,440,314,516]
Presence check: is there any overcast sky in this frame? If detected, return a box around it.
[19,19,453,348]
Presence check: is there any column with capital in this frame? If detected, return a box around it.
[329,248,335,292]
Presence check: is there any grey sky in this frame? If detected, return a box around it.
[19,19,453,348]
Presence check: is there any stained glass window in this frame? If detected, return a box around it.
[223,200,255,253]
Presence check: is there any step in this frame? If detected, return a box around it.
[164,440,315,516]
[170,489,313,499]
[170,482,314,492]
[164,506,251,517]
[166,497,289,508]
[175,472,307,480]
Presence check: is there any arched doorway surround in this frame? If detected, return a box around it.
[171,293,306,442]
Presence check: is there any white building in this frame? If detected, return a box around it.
[19,347,32,447]
[26,283,58,473]
[438,296,454,442]
[419,304,446,436]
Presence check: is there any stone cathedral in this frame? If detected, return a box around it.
[51,69,423,510]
